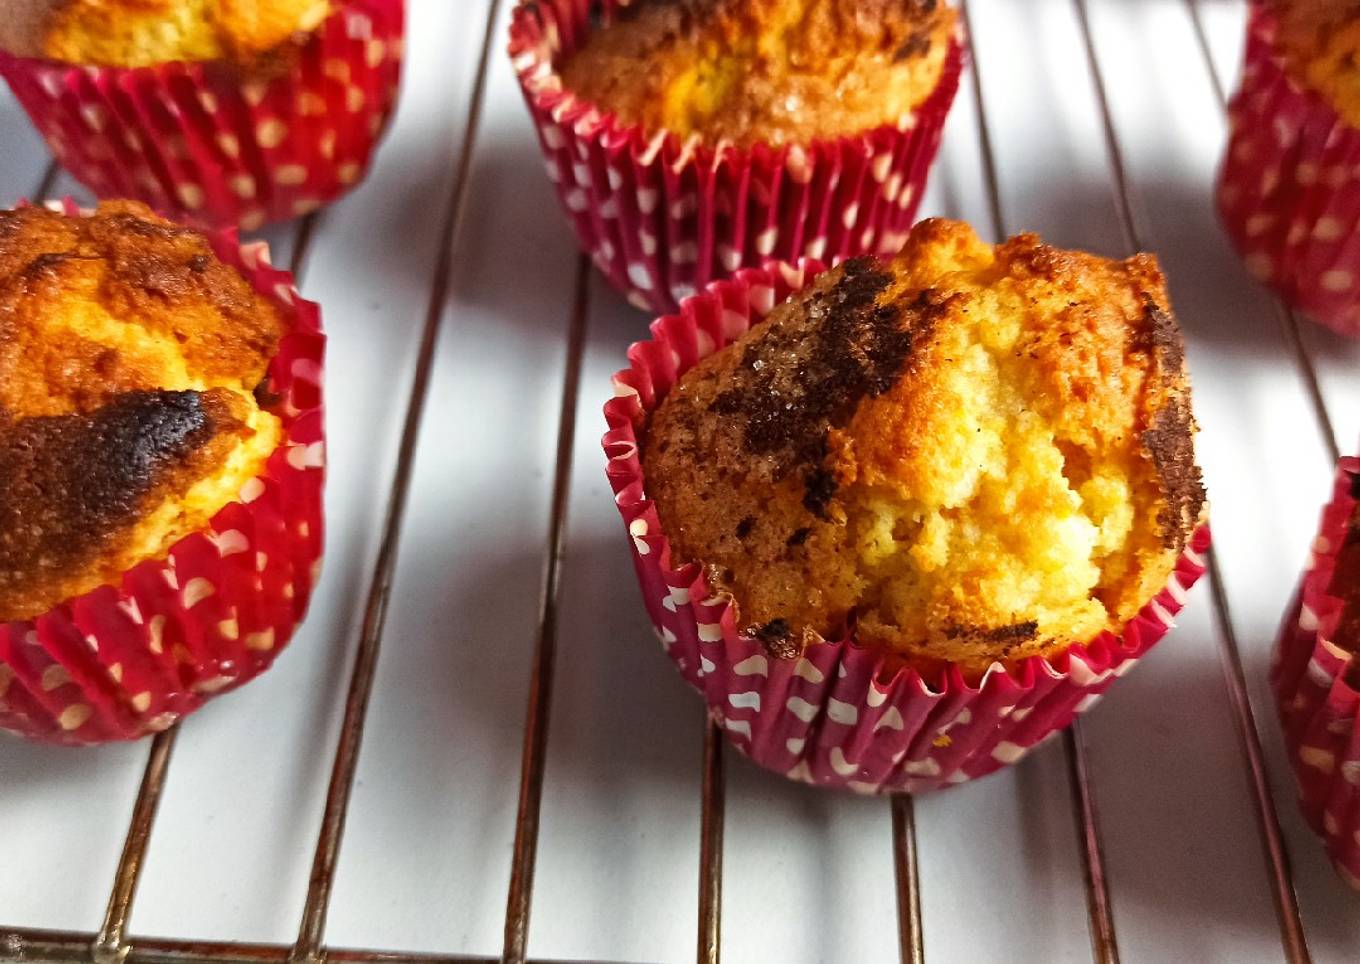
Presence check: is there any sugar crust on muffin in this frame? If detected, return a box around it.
[560,0,956,146]
[0,0,330,67]
[642,219,1206,673]
[0,201,286,621]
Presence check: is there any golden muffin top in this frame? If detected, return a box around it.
[0,201,287,621]
[1269,0,1360,127]
[0,0,331,67]
[560,0,956,146]
[643,219,1205,675]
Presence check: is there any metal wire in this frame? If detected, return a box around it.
[82,201,325,964]
[1076,2,1312,961]
[1063,725,1119,964]
[91,730,178,964]
[0,3,1332,963]
[890,796,925,964]
[4,927,566,964]
[32,159,60,204]
[288,211,323,280]
[290,1,504,959]
[959,0,1006,241]
[958,2,1123,957]
[502,256,593,964]
[1181,0,1339,464]
[698,721,726,964]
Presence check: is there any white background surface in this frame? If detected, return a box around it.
[1,0,1357,961]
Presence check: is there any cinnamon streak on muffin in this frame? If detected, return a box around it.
[0,202,286,621]
[643,219,1206,673]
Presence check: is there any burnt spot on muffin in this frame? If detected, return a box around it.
[986,621,1039,642]
[0,390,239,617]
[253,379,284,411]
[787,526,812,547]
[710,259,944,518]
[750,617,799,658]
[21,251,79,281]
[944,621,1039,643]
[893,30,932,61]
[1142,397,1206,551]
[753,617,790,641]
[802,466,839,518]
[735,515,755,539]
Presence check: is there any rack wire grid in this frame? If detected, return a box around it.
[0,0,1356,961]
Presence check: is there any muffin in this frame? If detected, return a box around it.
[1218,0,1360,335]
[0,0,404,230]
[0,200,325,745]
[1273,457,1360,889]
[605,220,1210,792]
[510,0,963,312]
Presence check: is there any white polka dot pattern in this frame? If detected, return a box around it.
[1271,455,1360,888]
[509,0,963,314]
[0,0,404,231]
[603,261,1211,793]
[0,203,326,745]
[1217,5,1360,336]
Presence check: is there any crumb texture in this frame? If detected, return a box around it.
[1269,0,1360,127]
[560,0,956,146]
[0,0,330,66]
[643,219,1205,673]
[0,201,286,621]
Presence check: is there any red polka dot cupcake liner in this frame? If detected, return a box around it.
[603,260,1211,793]
[1272,457,1360,888]
[509,0,963,314]
[0,0,403,232]
[1218,3,1360,335]
[0,200,326,746]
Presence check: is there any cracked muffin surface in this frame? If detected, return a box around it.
[642,219,1205,674]
[560,0,956,146]
[0,201,287,621]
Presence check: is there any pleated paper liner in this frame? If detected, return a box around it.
[0,200,326,746]
[1272,456,1360,887]
[510,0,963,314]
[1218,3,1360,336]
[603,258,1210,793]
[0,0,404,231]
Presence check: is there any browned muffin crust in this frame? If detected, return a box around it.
[0,201,286,621]
[0,0,331,68]
[560,0,956,146]
[643,219,1205,674]
[0,203,282,417]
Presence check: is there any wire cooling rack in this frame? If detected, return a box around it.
[0,0,1355,961]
